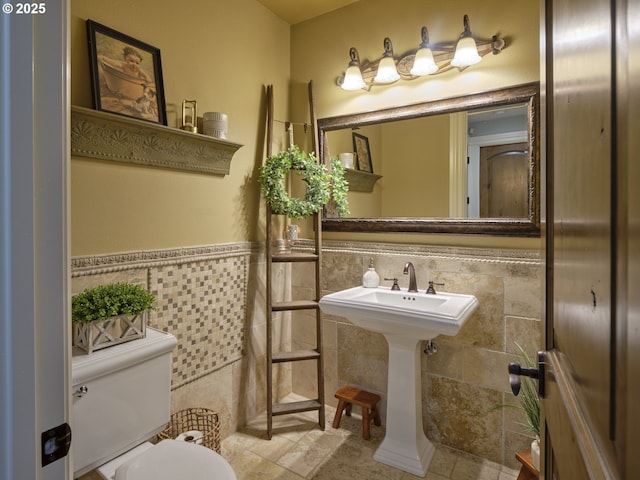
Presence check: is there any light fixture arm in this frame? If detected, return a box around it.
[461,14,472,38]
[419,26,430,48]
[382,37,394,57]
[349,47,361,67]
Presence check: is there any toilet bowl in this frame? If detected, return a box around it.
[71,328,236,480]
[96,440,236,480]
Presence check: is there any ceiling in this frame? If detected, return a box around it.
[257,0,360,25]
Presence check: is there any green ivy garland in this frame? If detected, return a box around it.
[259,145,349,219]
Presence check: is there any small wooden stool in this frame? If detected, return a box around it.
[515,450,539,480]
[332,385,381,440]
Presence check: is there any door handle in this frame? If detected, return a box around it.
[508,351,546,398]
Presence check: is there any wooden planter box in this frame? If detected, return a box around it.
[73,312,147,354]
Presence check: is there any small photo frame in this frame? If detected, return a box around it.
[87,20,167,125]
[352,132,373,173]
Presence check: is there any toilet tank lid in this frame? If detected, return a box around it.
[115,440,237,480]
[72,328,177,385]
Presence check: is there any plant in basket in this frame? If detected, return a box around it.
[72,282,155,353]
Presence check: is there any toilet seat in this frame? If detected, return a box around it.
[114,440,236,480]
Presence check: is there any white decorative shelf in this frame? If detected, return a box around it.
[70,106,243,175]
[344,168,382,192]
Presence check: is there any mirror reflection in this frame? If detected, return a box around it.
[467,104,529,218]
[319,83,539,236]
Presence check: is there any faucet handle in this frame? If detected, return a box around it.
[426,281,445,294]
[384,277,401,290]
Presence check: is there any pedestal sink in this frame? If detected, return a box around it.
[319,286,478,477]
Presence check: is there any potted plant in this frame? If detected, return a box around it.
[259,145,349,219]
[493,343,541,469]
[514,353,541,470]
[72,282,156,353]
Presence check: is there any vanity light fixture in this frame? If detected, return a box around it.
[373,38,400,84]
[410,27,438,76]
[451,15,482,67]
[337,14,505,91]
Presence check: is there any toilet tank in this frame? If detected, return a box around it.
[71,328,177,477]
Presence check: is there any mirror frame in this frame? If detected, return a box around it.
[318,82,540,237]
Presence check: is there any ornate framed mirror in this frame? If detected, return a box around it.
[319,82,540,236]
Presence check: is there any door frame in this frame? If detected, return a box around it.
[0,2,71,479]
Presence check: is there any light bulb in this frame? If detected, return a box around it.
[373,37,400,84]
[451,15,482,67]
[451,36,481,67]
[410,47,438,76]
[341,65,366,90]
[340,47,366,90]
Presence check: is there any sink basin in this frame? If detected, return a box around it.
[319,285,478,339]
[319,285,478,477]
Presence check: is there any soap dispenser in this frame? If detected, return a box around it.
[362,257,380,288]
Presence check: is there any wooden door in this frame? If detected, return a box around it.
[542,0,639,478]
[479,142,529,217]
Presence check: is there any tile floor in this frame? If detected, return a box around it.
[222,400,520,480]
[77,398,520,480]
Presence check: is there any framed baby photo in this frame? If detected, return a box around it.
[352,132,373,173]
[87,20,167,125]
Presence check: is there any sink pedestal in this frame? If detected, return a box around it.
[374,335,434,477]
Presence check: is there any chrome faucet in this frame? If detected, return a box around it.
[403,262,418,292]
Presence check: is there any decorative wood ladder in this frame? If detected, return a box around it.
[264,82,325,439]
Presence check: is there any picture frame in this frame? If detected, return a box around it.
[352,132,373,173]
[87,20,167,125]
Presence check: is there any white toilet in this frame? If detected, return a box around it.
[71,328,237,480]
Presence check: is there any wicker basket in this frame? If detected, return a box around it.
[158,408,221,453]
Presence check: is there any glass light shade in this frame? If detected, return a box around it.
[374,56,400,84]
[451,36,481,67]
[410,47,438,76]
[341,65,366,90]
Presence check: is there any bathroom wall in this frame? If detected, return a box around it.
[290,0,541,250]
[71,243,290,439]
[287,3,543,469]
[70,0,291,255]
[69,0,292,446]
[291,0,539,122]
[291,241,542,470]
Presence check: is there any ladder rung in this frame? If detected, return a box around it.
[272,300,318,311]
[272,350,320,363]
[272,252,319,263]
[272,399,323,416]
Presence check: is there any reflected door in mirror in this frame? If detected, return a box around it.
[479,142,529,218]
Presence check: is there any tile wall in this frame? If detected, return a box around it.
[71,239,542,471]
[290,240,542,470]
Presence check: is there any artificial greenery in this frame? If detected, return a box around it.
[259,145,349,219]
[491,343,540,436]
[71,282,156,325]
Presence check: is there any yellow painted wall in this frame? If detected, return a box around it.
[70,0,291,255]
[291,0,541,248]
[70,0,542,254]
[381,116,450,217]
